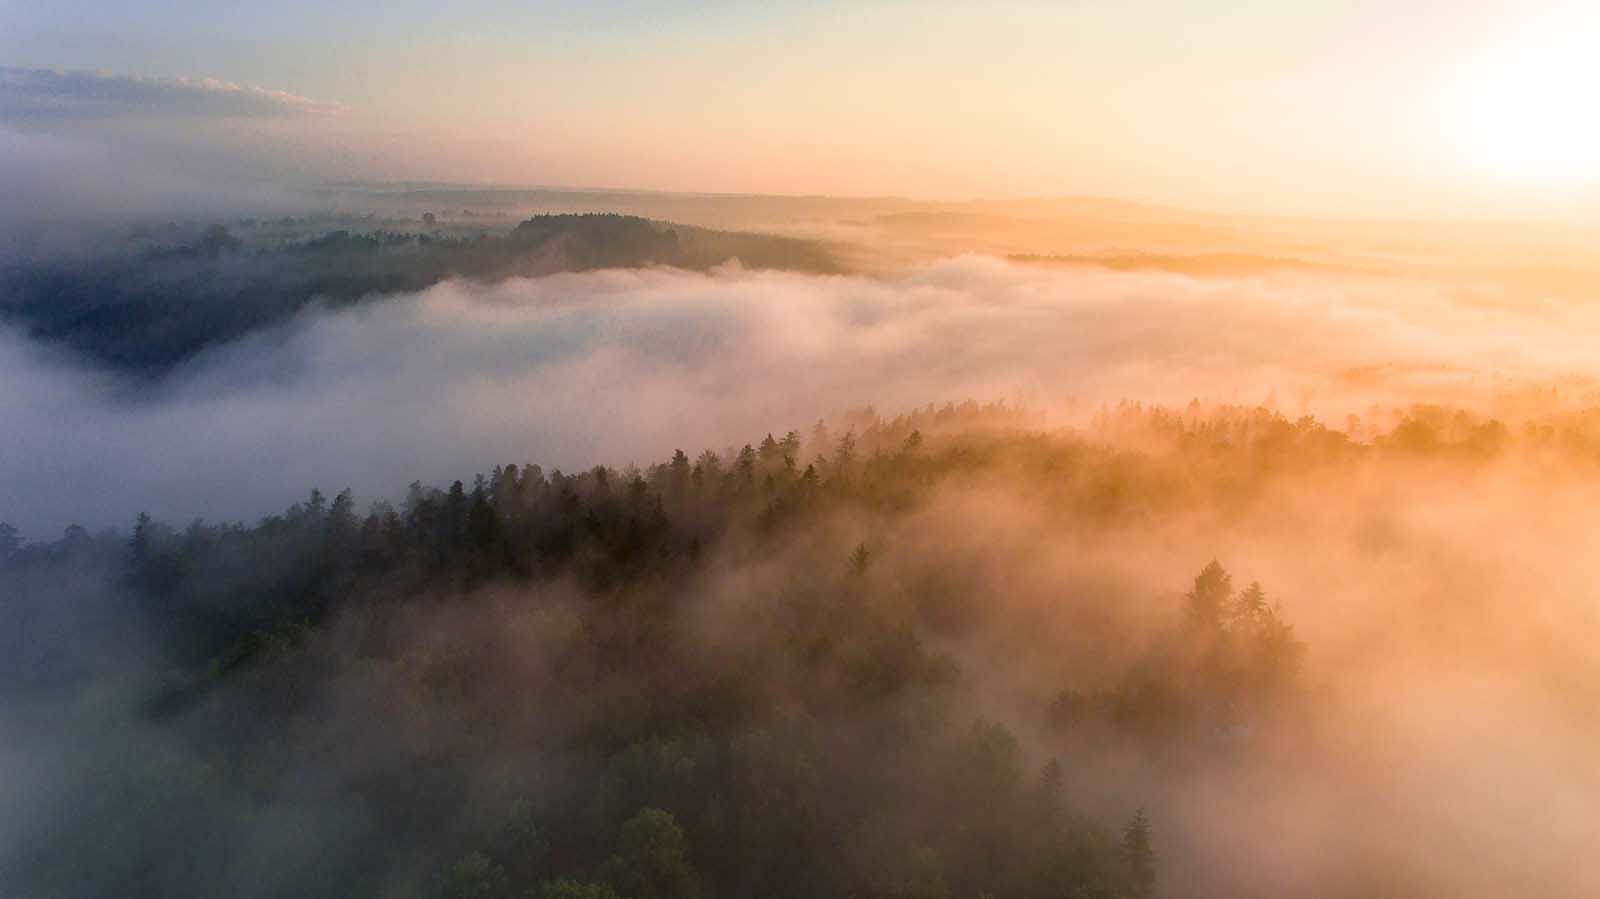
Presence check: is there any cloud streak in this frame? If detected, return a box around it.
[0,65,346,121]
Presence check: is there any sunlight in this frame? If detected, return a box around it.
[1458,34,1600,182]
[11,5,1600,897]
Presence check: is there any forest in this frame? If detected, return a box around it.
[0,399,1361,898]
[17,390,1598,899]
[0,214,840,376]
[5,204,1600,899]
[10,208,1600,894]
[10,4,1600,895]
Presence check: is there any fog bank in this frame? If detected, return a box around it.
[7,258,1600,537]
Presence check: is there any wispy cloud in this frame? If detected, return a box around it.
[0,65,346,120]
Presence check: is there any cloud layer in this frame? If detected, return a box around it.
[5,256,1600,899]
[6,258,1600,538]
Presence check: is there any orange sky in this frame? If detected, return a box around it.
[4,0,1600,221]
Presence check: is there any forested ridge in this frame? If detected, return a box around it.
[0,213,840,376]
[10,398,1590,899]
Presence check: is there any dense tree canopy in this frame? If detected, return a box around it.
[0,214,840,376]
[0,400,1434,899]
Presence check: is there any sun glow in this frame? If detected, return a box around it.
[1457,32,1600,182]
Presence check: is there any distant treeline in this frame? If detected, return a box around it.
[0,213,840,376]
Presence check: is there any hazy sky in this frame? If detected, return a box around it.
[3,0,1599,219]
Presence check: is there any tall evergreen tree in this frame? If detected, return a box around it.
[1120,808,1155,899]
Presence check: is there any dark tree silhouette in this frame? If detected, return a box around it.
[1120,808,1155,899]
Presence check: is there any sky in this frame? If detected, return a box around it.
[5,8,1600,893]
[2,0,1600,219]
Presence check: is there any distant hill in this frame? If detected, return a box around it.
[0,214,841,377]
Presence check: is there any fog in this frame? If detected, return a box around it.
[0,127,325,258]
[7,258,1600,539]
[7,8,1600,894]
[5,247,1600,899]
[889,450,1600,898]
[0,66,349,253]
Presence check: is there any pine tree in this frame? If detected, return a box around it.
[1183,561,1232,631]
[129,512,153,563]
[1120,808,1155,899]
[849,542,871,576]
[1231,580,1268,627]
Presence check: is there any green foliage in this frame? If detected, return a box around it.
[0,400,1382,899]
[492,798,552,885]
[536,880,623,899]
[0,214,840,376]
[1050,560,1306,745]
[887,846,950,899]
[437,852,513,899]
[599,809,701,899]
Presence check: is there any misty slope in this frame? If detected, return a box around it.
[0,213,840,376]
[13,399,1599,899]
[0,402,1316,899]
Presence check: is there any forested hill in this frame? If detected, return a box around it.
[0,213,841,377]
[0,401,1350,899]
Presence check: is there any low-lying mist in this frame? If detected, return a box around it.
[6,399,1599,899]
[6,257,1600,539]
[5,254,1600,899]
